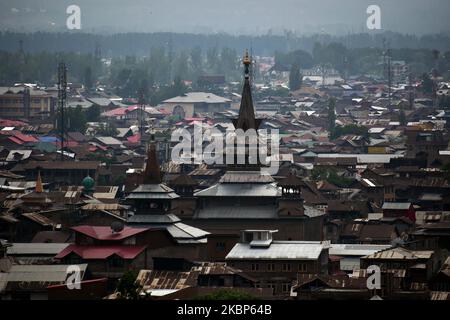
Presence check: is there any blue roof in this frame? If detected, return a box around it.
[39,136,59,143]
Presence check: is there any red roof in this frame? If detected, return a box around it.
[102,105,139,117]
[13,131,38,143]
[55,244,147,260]
[8,136,24,145]
[72,225,150,241]
[127,133,141,144]
[0,119,28,127]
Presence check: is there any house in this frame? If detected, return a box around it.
[360,247,438,291]
[225,230,329,296]
[382,202,416,222]
[0,264,87,300]
[54,225,164,280]
[133,262,267,299]
[162,92,231,118]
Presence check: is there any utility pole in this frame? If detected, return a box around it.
[138,87,146,139]
[387,48,392,108]
[408,72,414,109]
[58,62,67,161]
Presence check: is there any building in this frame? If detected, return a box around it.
[225,230,329,295]
[0,86,54,120]
[162,92,231,118]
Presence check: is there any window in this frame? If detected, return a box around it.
[216,242,226,251]
[108,255,124,268]
[267,263,275,272]
[298,263,307,272]
[251,263,259,271]
[282,263,291,272]
[282,283,291,293]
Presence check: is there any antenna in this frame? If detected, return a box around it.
[58,62,67,161]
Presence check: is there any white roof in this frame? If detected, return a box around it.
[163,92,231,104]
[226,241,325,260]
[368,127,386,134]
[329,244,391,257]
[317,153,404,164]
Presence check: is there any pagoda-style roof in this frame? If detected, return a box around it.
[278,174,305,187]
[169,174,198,187]
[127,184,179,200]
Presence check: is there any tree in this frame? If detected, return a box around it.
[289,63,302,91]
[399,106,407,126]
[116,270,141,300]
[84,66,93,93]
[327,98,336,134]
[85,105,101,122]
[421,73,434,94]
[97,122,118,136]
[66,105,87,133]
[443,164,450,183]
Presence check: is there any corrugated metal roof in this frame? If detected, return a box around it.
[163,92,231,104]
[226,241,325,260]
[329,244,392,257]
[382,202,412,210]
[195,205,278,219]
[195,183,280,197]
[7,243,70,255]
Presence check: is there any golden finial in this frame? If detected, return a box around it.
[243,49,251,66]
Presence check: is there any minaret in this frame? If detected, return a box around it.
[142,133,161,184]
[233,50,261,131]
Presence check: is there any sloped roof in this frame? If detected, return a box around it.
[55,244,147,260]
[71,225,150,241]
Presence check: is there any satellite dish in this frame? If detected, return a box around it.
[111,221,124,233]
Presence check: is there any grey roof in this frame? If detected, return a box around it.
[382,202,412,210]
[163,92,231,104]
[96,136,123,146]
[226,241,325,260]
[128,215,209,243]
[329,244,392,257]
[128,214,181,224]
[317,153,404,164]
[304,205,326,218]
[195,205,278,219]
[219,171,275,184]
[0,86,51,96]
[194,183,280,197]
[87,97,114,106]
[127,184,179,200]
[1,264,87,285]
[7,243,71,255]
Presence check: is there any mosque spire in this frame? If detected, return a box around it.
[142,130,161,184]
[233,49,261,131]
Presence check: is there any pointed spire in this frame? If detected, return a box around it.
[35,170,43,193]
[142,133,161,184]
[233,49,261,131]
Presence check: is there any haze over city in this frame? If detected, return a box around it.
[1,0,450,35]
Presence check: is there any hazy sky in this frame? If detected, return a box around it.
[1,0,450,35]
